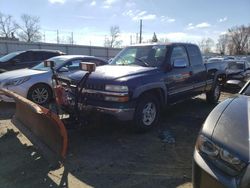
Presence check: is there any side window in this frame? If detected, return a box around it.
[187,45,203,66]
[43,52,58,60]
[86,58,106,66]
[170,46,189,65]
[15,52,33,62]
[32,52,45,61]
[65,59,81,70]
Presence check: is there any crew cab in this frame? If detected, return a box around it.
[59,43,226,131]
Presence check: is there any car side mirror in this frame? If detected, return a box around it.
[80,62,96,73]
[58,67,69,72]
[173,59,187,68]
[44,60,55,68]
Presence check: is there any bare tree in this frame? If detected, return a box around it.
[104,25,122,48]
[151,32,158,42]
[16,14,41,42]
[198,38,214,54]
[0,12,17,38]
[228,25,250,55]
[216,34,228,55]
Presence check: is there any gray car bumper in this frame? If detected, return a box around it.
[83,105,135,121]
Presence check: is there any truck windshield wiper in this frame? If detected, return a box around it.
[134,57,149,67]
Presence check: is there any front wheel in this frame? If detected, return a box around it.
[27,84,52,105]
[134,94,160,132]
[206,82,221,104]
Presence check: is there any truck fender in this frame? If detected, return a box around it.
[132,82,167,104]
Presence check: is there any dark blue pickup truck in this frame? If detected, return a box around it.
[61,43,226,131]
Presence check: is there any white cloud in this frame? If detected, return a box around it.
[122,10,156,21]
[104,0,118,4]
[90,0,96,6]
[103,0,118,6]
[138,11,147,16]
[186,22,211,30]
[218,17,228,23]
[125,1,136,8]
[48,0,66,4]
[160,16,175,23]
[196,22,211,28]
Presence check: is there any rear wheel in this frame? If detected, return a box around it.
[134,94,160,132]
[206,81,221,104]
[27,84,52,105]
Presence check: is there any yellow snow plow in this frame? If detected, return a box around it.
[0,88,68,162]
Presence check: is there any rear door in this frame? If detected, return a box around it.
[9,51,34,70]
[166,45,194,103]
[186,45,207,94]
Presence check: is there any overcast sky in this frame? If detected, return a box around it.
[1,0,250,46]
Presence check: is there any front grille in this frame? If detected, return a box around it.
[85,83,105,90]
[84,92,104,101]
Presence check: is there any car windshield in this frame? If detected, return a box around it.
[31,56,69,71]
[0,51,24,62]
[227,61,244,70]
[110,45,167,67]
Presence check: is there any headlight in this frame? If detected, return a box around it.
[196,134,247,176]
[4,76,30,86]
[105,85,128,92]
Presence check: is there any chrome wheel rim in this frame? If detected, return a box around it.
[142,102,156,126]
[31,87,49,104]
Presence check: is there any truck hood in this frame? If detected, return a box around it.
[211,95,250,162]
[69,65,158,82]
[0,68,49,82]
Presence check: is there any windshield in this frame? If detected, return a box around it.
[0,51,24,62]
[31,56,68,71]
[110,45,167,67]
[227,61,244,70]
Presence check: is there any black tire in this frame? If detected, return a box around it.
[134,94,160,132]
[206,81,221,104]
[27,84,52,105]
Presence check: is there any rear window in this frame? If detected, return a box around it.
[186,45,203,66]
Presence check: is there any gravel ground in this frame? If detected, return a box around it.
[0,92,234,188]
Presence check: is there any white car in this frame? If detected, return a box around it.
[0,55,107,104]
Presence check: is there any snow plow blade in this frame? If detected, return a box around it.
[0,88,68,163]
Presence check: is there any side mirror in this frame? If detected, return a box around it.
[44,60,55,68]
[80,62,96,73]
[58,67,69,72]
[173,59,187,68]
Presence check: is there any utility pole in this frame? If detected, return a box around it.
[43,31,46,42]
[71,32,74,45]
[139,19,142,43]
[57,30,59,44]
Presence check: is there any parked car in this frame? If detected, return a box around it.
[0,55,107,104]
[193,80,250,188]
[224,60,250,91]
[0,49,65,73]
[57,43,226,132]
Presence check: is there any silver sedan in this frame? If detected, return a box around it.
[0,55,107,104]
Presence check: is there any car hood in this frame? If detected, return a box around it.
[69,65,158,82]
[0,68,49,82]
[210,95,250,162]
